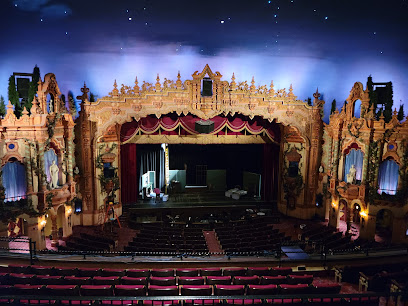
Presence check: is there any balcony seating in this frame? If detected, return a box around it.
[181,285,212,296]
[64,276,92,285]
[8,264,30,274]
[269,298,302,304]
[93,276,120,285]
[60,301,91,305]
[114,285,146,296]
[233,276,259,285]
[206,276,232,285]
[148,285,179,296]
[80,285,113,296]
[214,285,245,296]
[247,284,279,295]
[308,298,343,305]
[0,285,12,294]
[121,276,148,286]
[150,276,177,286]
[126,269,150,278]
[201,268,222,276]
[312,283,341,294]
[178,276,205,285]
[151,269,174,277]
[19,299,56,305]
[45,284,80,296]
[225,299,263,305]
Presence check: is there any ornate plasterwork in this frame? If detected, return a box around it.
[85,65,320,139]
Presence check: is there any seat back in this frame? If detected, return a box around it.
[45,284,79,296]
[78,268,101,277]
[233,276,259,285]
[176,269,199,277]
[80,285,113,296]
[247,284,278,295]
[35,275,65,285]
[114,285,146,296]
[151,269,174,277]
[150,276,177,286]
[246,267,272,277]
[181,285,212,296]
[280,284,310,294]
[260,276,287,285]
[287,274,313,285]
[200,268,222,276]
[9,273,35,285]
[214,285,245,296]
[54,267,78,277]
[121,276,148,286]
[206,276,231,285]
[64,276,92,285]
[223,268,247,277]
[14,284,45,295]
[270,267,292,276]
[93,276,120,285]
[178,277,205,285]
[148,285,179,296]
[31,265,54,276]
[126,269,150,278]
[101,268,126,277]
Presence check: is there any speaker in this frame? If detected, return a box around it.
[195,120,214,134]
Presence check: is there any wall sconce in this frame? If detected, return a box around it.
[331,202,336,208]
[66,207,72,216]
[360,211,367,218]
[40,219,47,229]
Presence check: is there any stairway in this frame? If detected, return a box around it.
[203,230,223,254]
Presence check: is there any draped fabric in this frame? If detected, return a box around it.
[378,159,399,195]
[344,149,364,181]
[3,161,27,202]
[120,114,278,142]
[44,149,58,183]
[120,143,138,204]
[138,145,165,192]
[262,143,280,202]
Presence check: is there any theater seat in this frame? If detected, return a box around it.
[184,299,221,306]
[180,285,212,296]
[14,284,45,295]
[93,276,120,285]
[233,276,259,285]
[247,267,272,276]
[54,267,78,276]
[308,298,343,305]
[0,285,12,295]
[101,301,138,305]
[279,284,311,294]
[45,285,79,296]
[223,268,247,277]
[312,283,341,294]
[206,276,231,285]
[260,276,287,285]
[176,269,199,277]
[19,299,56,305]
[9,273,36,285]
[287,274,313,285]
[126,269,150,278]
[268,298,302,304]
[148,285,179,296]
[101,268,126,277]
[64,276,92,285]
[225,299,263,305]
[80,285,113,296]
[247,284,279,295]
[78,268,101,277]
[270,267,292,276]
[214,285,245,296]
[114,285,146,296]
[142,301,179,306]
[35,275,64,285]
[151,269,174,277]
[31,265,54,276]
[61,300,92,305]
[121,276,148,286]
[150,276,177,286]
[200,268,222,276]
[178,276,205,286]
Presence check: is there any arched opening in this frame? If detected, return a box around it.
[376,209,393,244]
[378,158,399,195]
[352,203,361,224]
[2,158,26,202]
[343,146,363,184]
[353,99,362,118]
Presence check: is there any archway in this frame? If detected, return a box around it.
[375,209,393,244]
[56,205,65,240]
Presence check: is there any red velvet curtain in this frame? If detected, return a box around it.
[120,143,138,204]
[262,143,280,202]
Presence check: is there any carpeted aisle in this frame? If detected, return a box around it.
[204,230,223,254]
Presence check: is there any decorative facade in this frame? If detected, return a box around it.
[0,65,407,249]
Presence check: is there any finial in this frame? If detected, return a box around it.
[230,73,237,90]
[288,84,295,99]
[250,76,256,92]
[109,79,119,98]
[133,77,140,94]
[176,71,182,89]
[22,107,29,116]
[269,81,275,95]
[155,74,161,91]
[393,108,398,117]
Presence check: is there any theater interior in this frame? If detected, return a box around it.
[0,65,407,305]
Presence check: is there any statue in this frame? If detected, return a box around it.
[49,160,59,189]
[346,164,356,184]
[49,99,54,113]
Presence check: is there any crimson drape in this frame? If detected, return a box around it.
[120,143,138,204]
[262,143,280,202]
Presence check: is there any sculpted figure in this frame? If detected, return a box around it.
[49,160,59,189]
[346,164,356,184]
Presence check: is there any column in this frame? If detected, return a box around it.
[50,214,59,247]
[25,142,33,193]
[361,140,370,183]
[38,142,47,190]
[66,130,74,183]
[332,140,340,179]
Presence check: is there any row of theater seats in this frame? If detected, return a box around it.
[0,265,296,277]
[0,274,318,286]
[126,225,208,253]
[0,283,342,296]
